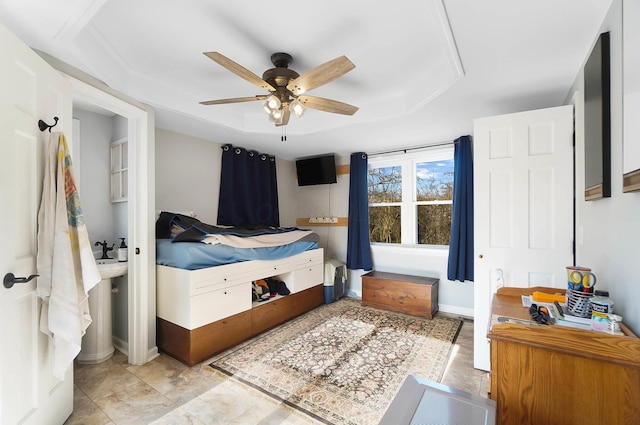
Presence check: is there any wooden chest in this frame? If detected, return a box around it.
[361,271,439,319]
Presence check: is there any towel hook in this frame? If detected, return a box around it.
[38,117,59,132]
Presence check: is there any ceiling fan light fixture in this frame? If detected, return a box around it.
[269,108,284,124]
[289,99,305,118]
[263,95,281,113]
[201,52,358,127]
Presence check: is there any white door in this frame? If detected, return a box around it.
[473,105,574,371]
[0,23,73,424]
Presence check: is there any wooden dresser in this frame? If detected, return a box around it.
[488,287,640,425]
[361,271,439,319]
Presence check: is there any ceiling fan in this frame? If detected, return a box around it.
[200,52,359,127]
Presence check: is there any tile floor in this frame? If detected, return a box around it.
[65,312,487,425]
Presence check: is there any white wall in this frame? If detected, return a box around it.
[291,154,474,316]
[275,157,299,228]
[75,108,114,244]
[155,129,300,231]
[571,0,640,334]
[155,128,222,223]
[291,153,350,260]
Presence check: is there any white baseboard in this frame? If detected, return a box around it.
[345,296,473,319]
[438,304,474,319]
[112,335,128,356]
[147,346,160,363]
[113,335,159,364]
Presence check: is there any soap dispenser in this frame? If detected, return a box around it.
[117,238,128,262]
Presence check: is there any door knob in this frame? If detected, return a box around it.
[3,273,38,289]
[478,254,484,259]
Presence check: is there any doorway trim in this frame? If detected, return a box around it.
[55,68,157,365]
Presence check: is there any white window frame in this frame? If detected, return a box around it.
[368,146,454,247]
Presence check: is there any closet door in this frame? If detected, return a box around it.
[0,23,73,424]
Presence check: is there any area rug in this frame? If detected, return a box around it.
[209,298,462,425]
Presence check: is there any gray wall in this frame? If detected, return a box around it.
[570,0,640,334]
[155,128,299,229]
[74,108,130,344]
[155,128,221,223]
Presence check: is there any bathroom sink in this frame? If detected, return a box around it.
[95,258,128,279]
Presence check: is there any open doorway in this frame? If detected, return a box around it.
[61,70,157,366]
[72,102,130,362]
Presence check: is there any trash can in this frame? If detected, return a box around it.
[323,259,346,304]
[379,375,496,425]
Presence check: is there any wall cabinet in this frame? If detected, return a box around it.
[110,138,128,202]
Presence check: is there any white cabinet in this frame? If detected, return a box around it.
[110,138,128,202]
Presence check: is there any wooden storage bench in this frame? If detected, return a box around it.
[361,271,439,319]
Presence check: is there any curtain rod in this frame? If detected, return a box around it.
[368,139,457,158]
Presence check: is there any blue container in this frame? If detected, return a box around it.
[324,285,336,304]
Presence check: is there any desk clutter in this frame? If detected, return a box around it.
[520,265,622,334]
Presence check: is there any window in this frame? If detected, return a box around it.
[368,148,454,246]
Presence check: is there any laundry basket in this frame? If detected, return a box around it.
[566,289,593,318]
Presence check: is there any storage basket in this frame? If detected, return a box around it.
[566,289,593,318]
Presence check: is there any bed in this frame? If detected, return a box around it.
[155,212,325,365]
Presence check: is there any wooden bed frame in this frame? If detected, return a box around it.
[156,248,324,366]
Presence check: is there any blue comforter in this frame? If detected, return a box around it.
[156,238,318,270]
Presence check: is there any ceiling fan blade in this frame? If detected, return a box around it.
[199,95,267,106]
[204,52,276,92]
[286,55,355,95]
[298,96,359,116]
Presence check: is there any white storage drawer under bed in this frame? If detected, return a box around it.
[157,248,324,330]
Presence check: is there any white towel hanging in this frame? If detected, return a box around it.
[36,131,101,380]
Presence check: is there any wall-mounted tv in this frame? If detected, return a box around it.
[295,154,337,186]
[584,31,611,200]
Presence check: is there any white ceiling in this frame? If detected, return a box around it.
[0,0,612,160]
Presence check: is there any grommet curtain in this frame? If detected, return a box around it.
[217,144,280,227]
[447,135,474,282]
[347,152,373,271]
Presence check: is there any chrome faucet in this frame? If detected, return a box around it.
[95,241,115,259]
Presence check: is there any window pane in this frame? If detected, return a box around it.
[416,159,454,201]
[369,206,401,243]
[111,144,121,173]
[368,166,402,203]
[417,204,452,245]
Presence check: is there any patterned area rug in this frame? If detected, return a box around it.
[209,298,462,425]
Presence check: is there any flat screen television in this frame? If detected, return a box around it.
[296,154,337,186]
[584,31,611,200]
